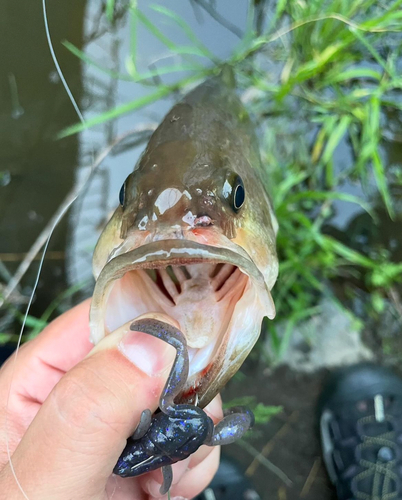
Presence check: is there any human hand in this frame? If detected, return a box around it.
[0,300,221,499]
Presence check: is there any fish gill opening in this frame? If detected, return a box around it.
[143,264,239,305]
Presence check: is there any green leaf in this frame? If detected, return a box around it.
[370,263,402,287]
[349,27,394,77]
[57,73,204,138]
[106,0,115,23]
[129,0,138,72]
[286,190,374,219]
[0,333,21,345]
[275,0,288,21]
[320,115,352,183]
[58,88,169,138]
[135,8,213,60]
[273,171,308,207]
[316,235,375,268]
[269,326,281,357]
[372,292,385,313]
[253,403,283,425]
[223,396,282,425]
[311,115,337,163]
[372,149,394,219]
[126,61,206,81]
[63,41,132,81]
[278,306,321,358]
[320,68,382,87]
[135,9,177,50]
[28,281,89,339]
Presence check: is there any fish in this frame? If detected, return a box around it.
[89,66,278,408]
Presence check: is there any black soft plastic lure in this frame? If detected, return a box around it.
[113,318,254,495]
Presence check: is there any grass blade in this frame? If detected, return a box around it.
[63,41,132,81]
[321,115,352,176]
[106,0,115,23]
[57,73,206,138]
[372,149,394,219]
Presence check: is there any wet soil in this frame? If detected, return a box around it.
[221,365,338,500]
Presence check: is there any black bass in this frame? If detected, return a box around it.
[89,68,278,407]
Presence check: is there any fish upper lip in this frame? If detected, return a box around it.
[95,238,266,290]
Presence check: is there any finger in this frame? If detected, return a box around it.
[141,457,191,499]
[0,299,93,407]
[0,320,177,500]
[105,475,146,500]
[0,300,93,467]
[0,298,92,381]
[142,446,221,499]
[171,446,220,500]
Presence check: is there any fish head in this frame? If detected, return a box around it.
[90,73,278,407]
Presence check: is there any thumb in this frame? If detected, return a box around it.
[1,320,176,500]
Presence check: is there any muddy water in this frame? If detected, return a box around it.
[0,0,85,312]
[0,0,248,317]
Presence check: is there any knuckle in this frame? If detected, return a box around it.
[50,358,128,436]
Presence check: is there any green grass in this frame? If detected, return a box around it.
[233,0,402,356]
[3,0,402,355]
[223,395,282,425]
[0,280,89,345]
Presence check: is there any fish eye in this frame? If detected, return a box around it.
[119,179,126,207]
[232,176,245,212]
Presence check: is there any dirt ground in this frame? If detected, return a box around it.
[216,297,401,500]
[221,365,338,500]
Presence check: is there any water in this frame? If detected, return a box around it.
[0,0,86,318]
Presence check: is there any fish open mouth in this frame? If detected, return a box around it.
[90,239,274,407]
[106,262,247,376]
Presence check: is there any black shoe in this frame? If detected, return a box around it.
[320,363,402,500]
[195,456,261,500]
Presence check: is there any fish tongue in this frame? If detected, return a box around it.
[176,305,219,348]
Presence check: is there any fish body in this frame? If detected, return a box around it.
[90,67,278,407]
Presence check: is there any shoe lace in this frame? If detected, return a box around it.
[352,414,399,500]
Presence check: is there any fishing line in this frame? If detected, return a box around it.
[42,0,85,125]
[5,1,93,498]
[6,4,173,498]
